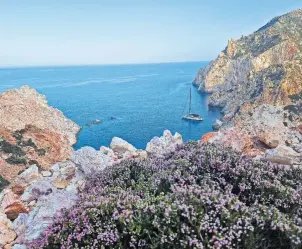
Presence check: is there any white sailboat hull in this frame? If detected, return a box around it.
[182,114,203,121]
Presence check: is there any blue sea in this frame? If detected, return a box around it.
[0,62,221,150]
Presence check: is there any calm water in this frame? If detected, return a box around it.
[0,62,221,149]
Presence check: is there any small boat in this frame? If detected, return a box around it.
[86,119,102,127]
[182,87,203,121]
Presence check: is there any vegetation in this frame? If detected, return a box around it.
[30,143,302,249]
[0,175,9,193]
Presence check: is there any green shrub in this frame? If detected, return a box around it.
[5,156,27,165]
[0,175,9,192]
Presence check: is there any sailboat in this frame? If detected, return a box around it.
[182,87,203,121]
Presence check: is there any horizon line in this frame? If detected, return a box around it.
[0,59,211,70]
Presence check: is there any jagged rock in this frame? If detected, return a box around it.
[212,119,223,131]
[49,161,76,189]
[146,130,183,157]
[14,165,42,189]
[0,85,80,182]
[0,213,16,248]
[14,189,79,243]
[1,190,28,220]
[71,147,108,174]
[265,145,301,165]
[41,171,51,177]
[193,9,302,162]
[20,180,56,203]
[110,137,137,155]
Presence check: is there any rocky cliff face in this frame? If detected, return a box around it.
[195,9,302,165]
[0,86,80,182]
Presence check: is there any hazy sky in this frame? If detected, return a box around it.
[1,0,302,67]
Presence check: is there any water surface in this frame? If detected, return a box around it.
[0,62,221,149]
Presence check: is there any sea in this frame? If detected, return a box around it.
[0,62,221,150]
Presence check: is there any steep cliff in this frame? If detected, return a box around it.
[195,9,302,164]
[0,86,80,182]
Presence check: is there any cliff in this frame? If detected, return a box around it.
[0,86,80,182]
[195,9,302,164]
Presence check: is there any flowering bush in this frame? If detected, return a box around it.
[30,142,302,249]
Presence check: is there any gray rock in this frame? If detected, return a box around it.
[12,244,27,249]
[14,190,79,243]
[110,137,137,154]
[146,130,183,157]
[20,179,57,202]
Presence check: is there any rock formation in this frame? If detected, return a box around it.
[0,129,183,248]
[0,85,80,182]
[194,9,302,165]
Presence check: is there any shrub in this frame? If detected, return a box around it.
[0,175,9,193]
[0,140,26,157]
[5,155,27,165]
[30,143,302,249]
[36,148,46,156]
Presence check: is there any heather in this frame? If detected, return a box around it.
[30,142,302,249]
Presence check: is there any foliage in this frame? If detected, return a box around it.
[0,139,26,157]
[30,143,302,249]
[0,175,9,193]
[5,155,27,165]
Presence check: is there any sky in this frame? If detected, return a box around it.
[0,0,302,67]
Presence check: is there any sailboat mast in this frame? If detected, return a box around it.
[189,87,191,114]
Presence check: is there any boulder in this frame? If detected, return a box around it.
[146,130,183,157]
[14,165,41,188]
[1,190,28,220]
[110,137,137,154]
[71,146,116,175]
[14,189,79,243]
[265,145,301,165]
[49,161,76,189]
[0,213,16,248]
[20,180,56,203]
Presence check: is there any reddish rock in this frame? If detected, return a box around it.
[201,132,218,143]
[0,213,16,248]
[297,124,302,134]
[11,185,25,195]
[1,190,28,220]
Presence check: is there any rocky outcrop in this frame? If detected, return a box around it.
[194,9,302,165]
[0,86,80,182]
[0,130,182,248]
[146,130,183,157]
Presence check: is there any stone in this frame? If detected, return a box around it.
[14,190,79,243]
[1,190,28,220]
[265,145,301,165]
[41,171,52,177]
[0,213,16,247]
[11,185,26,196]
[71,146,116,175]
[110,137,137,154]
[20,179,57,203]
[53,178,69,189]
[14,165,41,188]
[297,124,302,134]
[201,132,218,143]
[146,130,183,157]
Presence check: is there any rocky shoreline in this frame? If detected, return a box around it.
[1,8,302,249]
[196,9,302,167]
[0,86,183,248]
